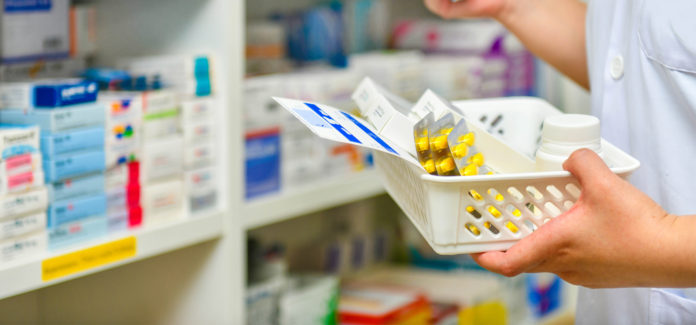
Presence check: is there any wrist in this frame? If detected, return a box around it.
[494,0,523,26]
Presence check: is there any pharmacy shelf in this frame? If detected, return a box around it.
[0,211,224,300]
[243,170,385,229]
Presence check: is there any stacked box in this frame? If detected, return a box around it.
[0,126,48,262]
[98,92,143,231]
[181,97,218,215]
[121,55,218,216]
[0,79,107,250]
[137,90,185,225]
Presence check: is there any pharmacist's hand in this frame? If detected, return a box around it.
[423,0,512,20]
[471,149,680,288]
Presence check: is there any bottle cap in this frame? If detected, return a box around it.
[542,114,600,146]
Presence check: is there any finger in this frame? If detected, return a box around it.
[471,219,566,276]
[562,148,615,189]
[424,0,476,19]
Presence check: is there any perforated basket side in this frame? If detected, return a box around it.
[421,175,584,255]
[373,151,431,239]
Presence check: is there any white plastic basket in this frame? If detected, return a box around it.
[374,97,640,255]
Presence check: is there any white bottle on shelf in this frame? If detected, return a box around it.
[535,114,605,171]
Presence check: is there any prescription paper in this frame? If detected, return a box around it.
[273,97,420,167]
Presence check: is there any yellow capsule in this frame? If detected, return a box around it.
[416,137,430,152]
[468,153,485,167]
[466,206,475,213]
[487,171,494,175]
[442,127,454,135]
[466,223,481,236]
[469,190,483,201]
[461,163,478,176]
[495,194,504,202]
[436,156,456,174]
[430,135,449,151]
[451,143,469,159]
[512,209,522,217]
[421,159,436,174]
[460,132,475,146]
[506,222,519,233]
[488,206,502,218]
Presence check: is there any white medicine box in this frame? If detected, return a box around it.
[1,0,70,63]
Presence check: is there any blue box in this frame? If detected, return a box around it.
[34,80,99,108]
[0,102,105,132]
[245,128,280,200]
[47,173,105,201]
[47,193,107,228]
[48,215,108,250]
[41,127,105,157]
[43,150,105,182]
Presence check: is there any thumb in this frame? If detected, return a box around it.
[562,148,614,189]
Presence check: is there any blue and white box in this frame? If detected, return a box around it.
[47,173,105,201]
[42,149,105,182]
[34,79,99,108]
[47,193,107,228]
[48,215,107,250]
[0,102,105,132]
[40,127,104,157]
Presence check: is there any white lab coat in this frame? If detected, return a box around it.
[578,0,696,323]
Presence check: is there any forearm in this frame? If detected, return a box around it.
[497,0,589,89]
[654,214,696,287]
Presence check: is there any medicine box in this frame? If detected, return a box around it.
[184,140,215,169]
[142,178,184,226]
[185,167,217,214]
[40,127,104,157]
[0,125,40,159]
[141,136,184,182]
[1,169,44,194]
[0,211,46,240]
[105,137,138,168]
[107,209,128,233]
[104,164,128,189]
[47,172,104,201]
[48,215,107,250]
[0,230,47,262]
[0,0,69,63]
[142,113,179,139]
[245,127,280,200]
[183,120,215,144]
[105,184,139,212]
[0,58,86,82]
[43,149,105,182]
[1,152,41,176]
[0,102,105,132]
[119,54,211,80]
[141,90,178,115]
[0,187,48,221]
[0,79,98,109]
[181,97,215,123]
[47,193,107,228]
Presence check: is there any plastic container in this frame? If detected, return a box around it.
[373,97,640,255]
[536,114,604,171]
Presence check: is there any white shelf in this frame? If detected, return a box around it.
[243,170,385,229]
[0,212,224,300]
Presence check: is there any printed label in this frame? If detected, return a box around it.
[42,236,136,281]
[4,0,51,12]
[274,97,419,166]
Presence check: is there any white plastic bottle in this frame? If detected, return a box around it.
[535,114,605,171]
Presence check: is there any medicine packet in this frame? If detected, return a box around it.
[428,113,459,176]
[413,113,437,175]
[447,119,493,176]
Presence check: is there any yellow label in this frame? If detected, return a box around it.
[42,236,137,282]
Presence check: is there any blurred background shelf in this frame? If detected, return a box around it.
[0,211,224,301]
[244,170,384,229]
